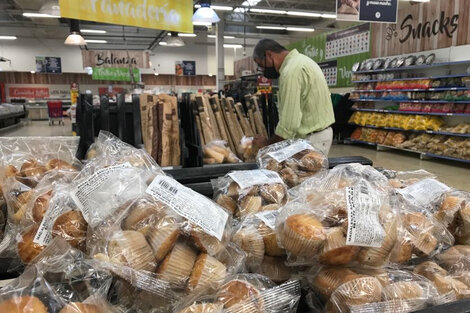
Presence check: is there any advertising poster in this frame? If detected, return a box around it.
[35,56,62,73]
[337,0,360,21]
[336,0,398,23]
[182,61,196,76]
[175,61,183,76]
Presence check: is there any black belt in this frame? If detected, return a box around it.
[308,125,332,136]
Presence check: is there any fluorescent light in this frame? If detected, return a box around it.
[411,0,430,2]
[85,39,107,43]
[234,8,248,13]
[208,74,213,77]
[154,73,159,76]
[159,42,167,46]
[208,35,236,39]
[81,29,107,34]
[250,8,287,14]
[30,71,35,74]
[193,21,212,26]
[22,12,59,18]
[0,36,17,40]
[287,11,322,17]
[321,13,337,18]
[224,44,243,48]
[286,27,315,32]
[178,33,197,37]
[195,4,233,11]
[256,25,286,30]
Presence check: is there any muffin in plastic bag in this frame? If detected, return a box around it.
[257,139,328,188]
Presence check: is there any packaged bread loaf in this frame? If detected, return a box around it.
[213,169,288,218]
[257,139,328,188]
[203,141,240,164]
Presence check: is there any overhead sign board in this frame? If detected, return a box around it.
[59,0,193,33]
[82,50,150,68]
[92,67,140,82]
[336,0,398,23]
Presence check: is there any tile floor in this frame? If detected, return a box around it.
[1,121,469,190]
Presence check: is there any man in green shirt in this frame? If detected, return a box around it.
[252,39,335,155]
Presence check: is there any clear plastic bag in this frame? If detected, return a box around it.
[212,170,288,218]
[257,139,328,188]
[434,191,470,245]
[204,141,241,164]
[382,169,436,189]
[0,238,114,313]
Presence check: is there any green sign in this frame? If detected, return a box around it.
[287,24,371,88]
[92,67,140,82]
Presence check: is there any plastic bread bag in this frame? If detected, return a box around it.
[0,237,115,313]
[256,139,328,188]
[413,260,470,301]
[231,213,286,273]
[276,178,395,267]
[388,194,454,265]
[310,267,439,313]
[212,170,288,218]
[291,163,390,199]
[380,169,436,189]
[433,191,470,244]
[173,279,301,313]
[435,245,470,273]
[238,136,259,162]
[204,141,241,164]
[82,130,163,179]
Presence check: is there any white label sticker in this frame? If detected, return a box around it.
[146,176,229,241]
[70,163,132,224]
[228,170,283,190]
[397,178,450,208]
[346,182,385,248]
[267,141,314,162]
[255,209,280,230]
[33,201,69,246]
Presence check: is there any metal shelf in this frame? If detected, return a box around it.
[346,139,470,164]
[351,108,470,117]
[348,123,470,138]
[352,99,470,103]
[354,60,470,74]
[351,87,470,93]
[352,73,470,84]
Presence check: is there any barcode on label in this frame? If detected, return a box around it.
[267,141,314,163]
[159,180,178,195]
[265,172,280,179]
[228,170,283,190]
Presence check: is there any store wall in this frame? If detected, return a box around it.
[0,38,249,76]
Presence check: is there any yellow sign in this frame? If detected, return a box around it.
[59,0,193,33]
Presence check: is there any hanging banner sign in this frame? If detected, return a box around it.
[92,67,140,82]
[59,0,193,33]
[359,0,398,23]
[82,50,150,68]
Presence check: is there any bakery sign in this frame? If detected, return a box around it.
[82,50,150,68]
[371,0,469,57]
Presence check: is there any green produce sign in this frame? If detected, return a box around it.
[92,67,140,82]
[287,24,371,88]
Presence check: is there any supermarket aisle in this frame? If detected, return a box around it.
[330,144,470,190]
[0,120,72,137]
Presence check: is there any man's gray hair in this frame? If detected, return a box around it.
[253,39,288,60]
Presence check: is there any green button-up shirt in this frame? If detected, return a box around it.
[275,49,335,139]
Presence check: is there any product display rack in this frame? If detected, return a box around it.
[348,57,470,164]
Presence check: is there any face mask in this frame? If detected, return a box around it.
[263,53,280,79]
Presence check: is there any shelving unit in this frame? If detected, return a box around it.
[349,57,470,164]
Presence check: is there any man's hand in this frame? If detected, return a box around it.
[252,135,269,148]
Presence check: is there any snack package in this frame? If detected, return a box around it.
[204,141,241,164]
[213,170,288,218]
[0,238,115,313]
[174,277,301,313]
[309,267,440,313]
[278,165,394,267]
[257,139,328,188]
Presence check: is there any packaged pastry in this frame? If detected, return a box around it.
[257,139,328,187]
[212,170,288,218]
[203,141,241,164]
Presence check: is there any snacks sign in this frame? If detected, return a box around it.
[59,0,193,33]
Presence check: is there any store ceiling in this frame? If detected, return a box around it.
[0,0,355,52]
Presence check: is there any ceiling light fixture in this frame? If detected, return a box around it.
[234,8,248,13]
[30,71,35,74]
[166,32,185,47]
[195,4,233,11]
[224,44,243,48]
[85,39,107,43]
[39,0,60,17]
[250,8,287,14]
[22,12,59,18]
[193,21,213,26]
[154,72,159,76]
[64,20,86,45]
[0,36,17,40]
[178,33,197,37]
[410,0,430,2]
[81,29,107,34]
[321,13,337,18]
[159,42,167,46]
[256,25,286,30]
[207,35,236,39]
[242,0,261,6]
[287,11,322,17]
[192,1,220,24]
[286,27,315,32]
